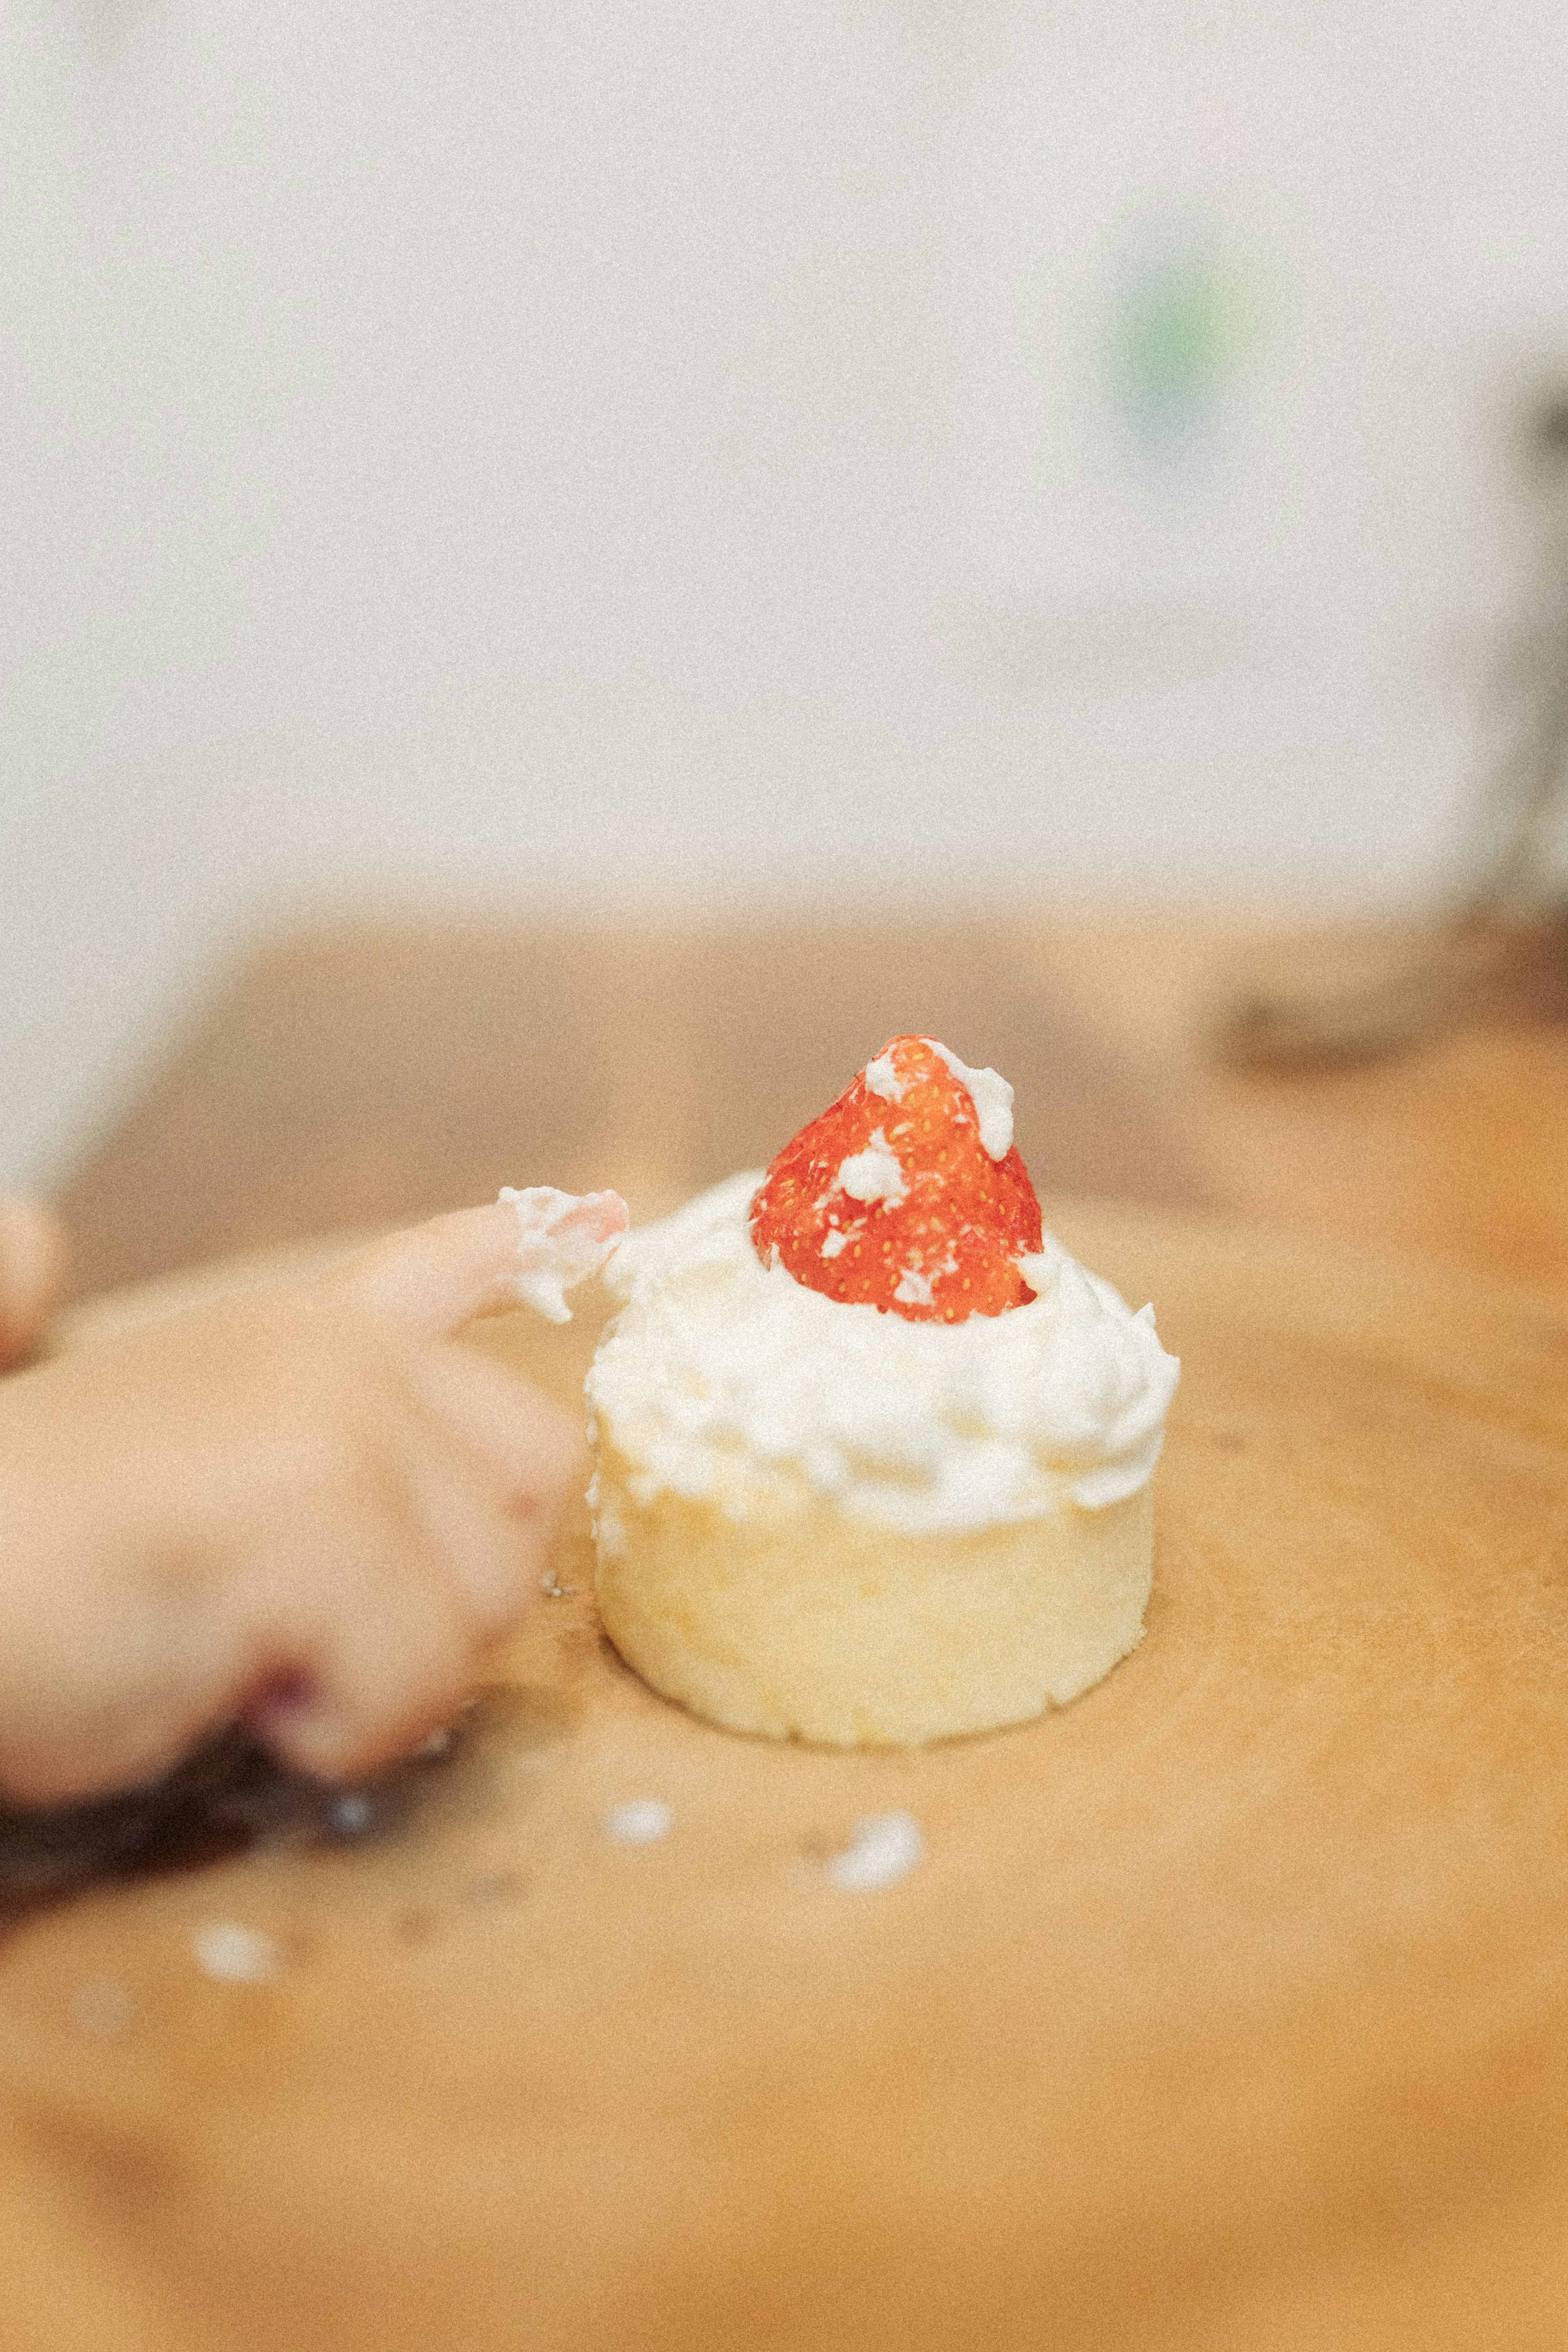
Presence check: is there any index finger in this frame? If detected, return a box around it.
[334,1191,628,1338]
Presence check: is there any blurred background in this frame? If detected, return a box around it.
[7,0,1568,1194]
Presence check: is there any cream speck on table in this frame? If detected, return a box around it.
[7,911,1568,2352]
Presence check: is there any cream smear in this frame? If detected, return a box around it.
[862,1049,907,1103]
[586,1172,1179,1533]
[922,1040,1014,1159]
[498,1186,628,1323]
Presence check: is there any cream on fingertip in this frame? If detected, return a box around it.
[497,1187,629,1323]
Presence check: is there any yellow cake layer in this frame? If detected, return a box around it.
[592,1441,1153,1747]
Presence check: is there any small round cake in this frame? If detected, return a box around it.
[586,1038,1179,1747]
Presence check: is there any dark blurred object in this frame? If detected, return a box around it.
[0,1690,514,1925]
[1216,911,1568,1070]
[1216,382,1568,1071]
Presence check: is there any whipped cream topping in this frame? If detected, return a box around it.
[499,1186,628,1323]
[586,1172,1179,1532]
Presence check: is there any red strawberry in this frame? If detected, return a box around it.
[749,1036,1042,1323]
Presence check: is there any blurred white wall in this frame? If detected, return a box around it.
[6,0,1568,1183]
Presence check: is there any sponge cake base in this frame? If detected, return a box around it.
[592,1445,1153,1747]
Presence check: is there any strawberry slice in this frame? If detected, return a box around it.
[749,1036,1042,1322]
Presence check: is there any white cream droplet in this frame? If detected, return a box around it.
[602,1799,673,1844]
[836,1130,907,1207]
[193,1922,281,1984]
[825,1812,925,1891]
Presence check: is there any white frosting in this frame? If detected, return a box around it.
[835,1129,907,1206]
[587,1172,1180,1531]
[923,1040,1014,1160]
[498,1186,628,1323]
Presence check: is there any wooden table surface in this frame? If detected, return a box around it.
[10,909,1568,2352]
[53,912,1568,1303]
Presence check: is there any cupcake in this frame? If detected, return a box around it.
[586,1038,1178,1746]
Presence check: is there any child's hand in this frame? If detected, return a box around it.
[0,1204,586,1806]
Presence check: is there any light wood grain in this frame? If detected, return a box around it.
[49,915,1208,1298]
[53,915,1568,1316]
[5,1203,1568,2351]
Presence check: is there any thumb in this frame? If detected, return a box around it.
[334,1190,628,1338]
